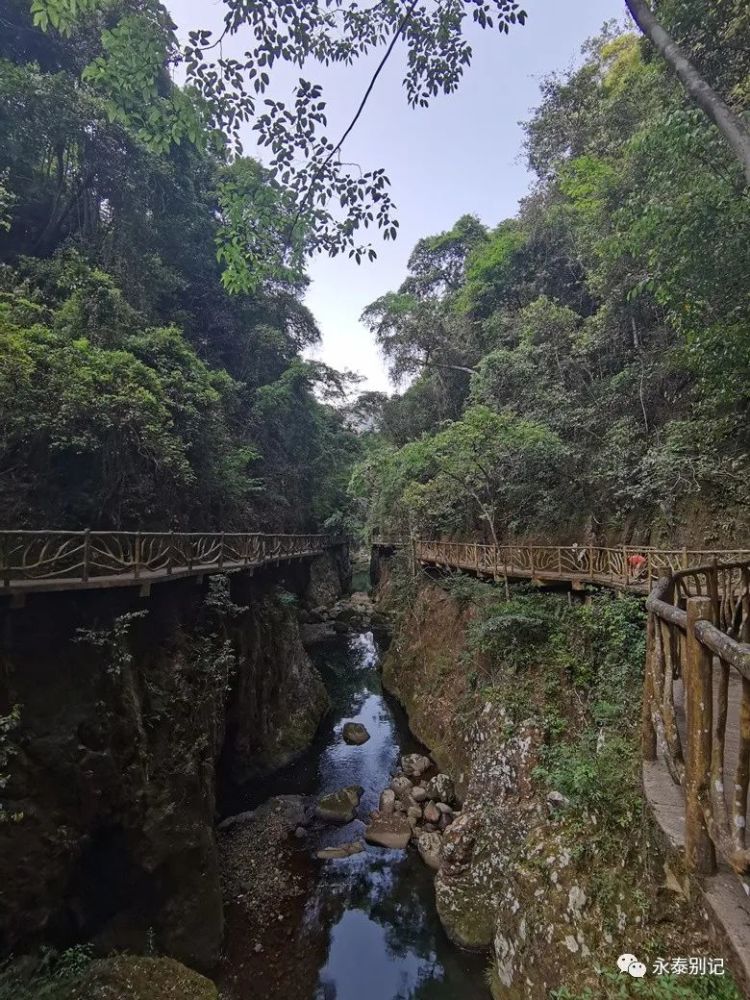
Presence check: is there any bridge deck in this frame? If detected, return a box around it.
[0,556,316,595]
[0,532,344,598]
[416,554,649,594]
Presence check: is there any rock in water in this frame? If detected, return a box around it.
[342,721,371,745]
[401,753,431,778]
[379,789,397,815]
[423,802,441,825]
[390,775,413,801]
[417,831,443,871]
[411,786,428,803]
[365,815,412,850]
[407,805,423,826]
[317,840,365,860]
[217,810,255,832]
[316,785,364,823]
[425,773,455,805]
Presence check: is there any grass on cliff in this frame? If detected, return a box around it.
[551,968,741,999]
[455,580,647,832]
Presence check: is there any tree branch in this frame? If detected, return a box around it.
[291,0,421,233]
[625,0,750,185]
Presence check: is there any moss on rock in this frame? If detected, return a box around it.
[64,956,218,1000]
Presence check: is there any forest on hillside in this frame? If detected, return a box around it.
[0,0,360,532]
[351,16,750,547]
[1,0,748,548]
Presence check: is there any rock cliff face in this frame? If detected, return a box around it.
[379,571,723,998]
[223,589,329,781]
[304,547,352,609]
[0,554,343,972]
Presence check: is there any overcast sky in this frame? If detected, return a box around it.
[170,0,627,391]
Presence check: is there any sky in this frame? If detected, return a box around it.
[170,0,626,392]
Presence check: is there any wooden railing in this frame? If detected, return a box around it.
[374,538,750,592]
[0,531,345,593]
[644,560,750,877]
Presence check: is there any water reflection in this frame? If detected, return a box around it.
[223,630,489,1000]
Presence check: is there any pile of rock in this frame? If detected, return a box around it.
[364,753,459,870]
[299,591,390,643]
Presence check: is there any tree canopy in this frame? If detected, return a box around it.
[352,21,750,545]
[0,1,361,530]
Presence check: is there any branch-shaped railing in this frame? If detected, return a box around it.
[644,560,750,878]
[375,538,750,591]
[0,531,346,592]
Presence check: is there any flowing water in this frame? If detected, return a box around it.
[221,628,489,1000]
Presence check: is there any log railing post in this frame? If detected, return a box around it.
[1,534,9,587]
[642,612,658,762]
[742,566,750,643]
[684,596,717,874]
[134,532,141,579]
[167,531,174,575]
[83,529,91,583]
[219,532,225,570]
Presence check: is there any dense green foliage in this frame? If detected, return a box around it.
[0,1,359,530]
[354,18,750,544]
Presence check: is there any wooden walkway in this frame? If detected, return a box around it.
[0,531,346,596]
[375,537,750,593]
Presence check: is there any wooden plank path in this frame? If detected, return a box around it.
[0,531,346,596]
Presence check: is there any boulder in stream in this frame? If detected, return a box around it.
[425,773,455,805]
[423,802,441,825]
[217,809,255,833]
[390,775,413,801]
[401,753,431,779]
[379,789,396,815]
[317,840,365,860]
[342,721,371,745]
[316,785,364,823]
[365,814,412,850]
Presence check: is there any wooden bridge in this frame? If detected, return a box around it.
[374,537,750,984]
[0,531,346,596]
[376,537,750,593]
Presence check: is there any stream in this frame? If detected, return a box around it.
[220,628,489,999]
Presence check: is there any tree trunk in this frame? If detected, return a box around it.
[625,0,750,186]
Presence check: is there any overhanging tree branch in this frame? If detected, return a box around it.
[291,0,421,234]
[625,0,750,185]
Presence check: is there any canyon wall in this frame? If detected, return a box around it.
[0,549,348,971]
[378,558,731,998]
